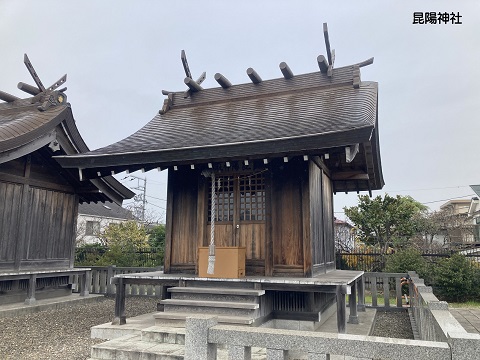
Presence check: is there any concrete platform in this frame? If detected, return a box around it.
[0,293,104,319]
[92,307,376,341]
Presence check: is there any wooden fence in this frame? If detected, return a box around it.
[74,267,407,312]
[72,266,164,297]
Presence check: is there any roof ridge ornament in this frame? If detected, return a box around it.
[0,54,68,108]
[323,23,335,77]
[180,50,206,98]
[19,54,68,111]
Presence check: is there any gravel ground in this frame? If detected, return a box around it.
[0,298,414,360]
[0,297,158,360]
[370,310,414,339]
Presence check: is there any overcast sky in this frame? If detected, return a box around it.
[1,1,479,223]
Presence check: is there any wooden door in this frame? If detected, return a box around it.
[206,173,266,269]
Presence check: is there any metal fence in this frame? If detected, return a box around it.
[336,249,480,272]
[74,246,164,267]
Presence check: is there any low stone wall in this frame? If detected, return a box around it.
[179,271,480,359]
[183,315,452,359]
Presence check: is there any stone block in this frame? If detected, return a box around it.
[184,315,218,360]
[227,344,251,359]
[448,332,480,360]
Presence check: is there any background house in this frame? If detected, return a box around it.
[76,202,133,245]
[334,218,356,252]
[435,199,475,247]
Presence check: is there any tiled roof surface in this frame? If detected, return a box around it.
[76,82,377,159]
[0,101,67,152]
[78,202,132,219]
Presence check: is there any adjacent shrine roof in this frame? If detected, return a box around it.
[55,24,384,193]
[0,55,135,204]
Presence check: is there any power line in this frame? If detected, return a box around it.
[421,194,476,205]
[145,194,166,202]
[376,185,471,193]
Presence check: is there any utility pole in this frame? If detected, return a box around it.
[126,175,147,222]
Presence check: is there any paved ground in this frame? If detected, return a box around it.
[450,308,480,334]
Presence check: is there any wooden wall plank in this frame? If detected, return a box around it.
[171,169,198,265]
[272,161,304,267]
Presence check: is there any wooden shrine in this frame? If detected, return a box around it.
[57,30,383,279]
[56,23,384,332]
[0,55,134,304]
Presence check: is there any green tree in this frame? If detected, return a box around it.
[434,254,480,302]
[344,194,427,253]
[148,224,166,248]
[385,248,429,281]
[96,221,149,266]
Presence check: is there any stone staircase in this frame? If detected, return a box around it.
[89,325,186,359]
[154,286,266,326]
[89,285,267,359]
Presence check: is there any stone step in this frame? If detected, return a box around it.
[141,325,186,344]
[168,286,264,303]
[90,334,184,360]
[170,291,259,303]
[168,286,265,296]
[161,299,259,317]
[154,311,255,325]
[160,298,259,310]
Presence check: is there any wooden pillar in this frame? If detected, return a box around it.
[357,276,366,312]
[112,278,126,325]
[302,164,312,277]
[336,285,346,334]
[196,176,207,274]
[164,170,175,273]
[264,172,273,276]
[80,270,91,296]
[348,281,359,324]
[24,274,36,305]
[14,156,32,270]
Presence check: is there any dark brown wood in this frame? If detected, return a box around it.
[279,62,294,79]
[23,54,45,92]
[302,165,312,277]
[317,55,329,73]
[181,50,192,79]
[246,68,262,84]
[196,176,206,274]
[17,82,41,96]
[47,74,67,91]
[112,277,126,325]
[264,172,273,276]
[323,23,333,66]
[357,57,374,68]
[184,77,203,92]
[214,73,232,88]
[336,285,346,334]
[164,170,175,273]
[348,281,359,324]
[0,90,20,103]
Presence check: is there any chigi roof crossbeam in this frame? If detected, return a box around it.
[160,23,374,114]
[0,54,68,112]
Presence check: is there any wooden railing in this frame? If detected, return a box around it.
[363,272,407,308]
[72,266,163,296]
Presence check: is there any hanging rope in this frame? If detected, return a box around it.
[207,172,216,274]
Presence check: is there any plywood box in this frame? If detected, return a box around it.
[198,247,246,278]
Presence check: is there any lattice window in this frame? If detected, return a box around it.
[240,172,265,221]
[207,173,266,222]
[208,176,234,222]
